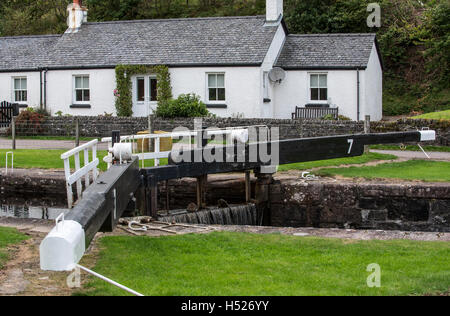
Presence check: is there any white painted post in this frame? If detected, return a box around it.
[64,158,73,209]
[84,148,90,189]
[92,144,99,181]
[74,153,82,199]
[155,136,161,167]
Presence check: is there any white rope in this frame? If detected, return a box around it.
[76,264,144,297]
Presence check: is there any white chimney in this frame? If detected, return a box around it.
[266,0,283,23]
[66,0,88,33]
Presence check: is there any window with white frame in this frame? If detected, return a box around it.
[74,75,90,103]
[310,74,327,101]
[207,73,225,102]
[13,77,27,103]
[136,76,158,102]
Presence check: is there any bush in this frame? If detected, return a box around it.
[11,108,47,136]
[155,94,210,118]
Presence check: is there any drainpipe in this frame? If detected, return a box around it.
[39,68,43,109]
[357,68,360,121]
[44,68,48,111]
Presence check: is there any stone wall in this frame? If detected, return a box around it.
[372,119,450,146]
[12,116,448,146]
[270,178,450,232]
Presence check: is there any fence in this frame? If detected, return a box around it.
[292,107,339,120]
[0,101,19,128]
[61,139,99,209]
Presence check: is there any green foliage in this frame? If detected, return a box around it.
[155,93,209,118]
[115,64,172,117]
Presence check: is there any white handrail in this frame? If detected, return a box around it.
[61,139,99,209]
[101,126,263,169]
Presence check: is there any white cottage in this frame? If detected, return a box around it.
[0,0,383,121]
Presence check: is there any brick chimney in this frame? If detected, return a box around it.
[266,0,283,23]
[66,0,88,32]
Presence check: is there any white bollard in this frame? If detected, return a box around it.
[40,214,85,271]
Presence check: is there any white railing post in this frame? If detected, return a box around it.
[155,137,161,167]
[5,152,14,175]
[61,139,100,209]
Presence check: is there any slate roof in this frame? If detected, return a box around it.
[0,35,60,71]
[0,15,278,71]
[275,34,379,70]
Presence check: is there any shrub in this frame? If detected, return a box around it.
[11,108,47,136]
[155,94,210,118]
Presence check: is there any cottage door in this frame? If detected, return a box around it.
[133,76,158,117]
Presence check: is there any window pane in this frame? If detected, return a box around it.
[209,88,217,101]
[76,90,83,102]
[310,75,318,88]
[83,89,90,102]
[21,78,27,90]
[22,91,27,102]
[311,88,319,101]
[319,88,328,101]
[137,78,145,102]
[216,74,225,87]
[83,77,89,89]
[319,75,327,88]
[218,88,225,101]
[150,79,158,101]
[208,74,216,88]
[14,79,20,90]
[75,77,82,89]
[15,91,20,102]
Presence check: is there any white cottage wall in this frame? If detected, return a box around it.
[170,67,262,118]
[46,69,117,116]
[273,70,360,120]
[0,71,41,108]
[363,43,383,121]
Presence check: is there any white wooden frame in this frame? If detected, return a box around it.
[61,139,99,209]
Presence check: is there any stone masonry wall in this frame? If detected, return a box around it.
[270,178,450,232]
[12,116,448,146]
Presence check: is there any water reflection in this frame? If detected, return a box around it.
[0,204,69,220]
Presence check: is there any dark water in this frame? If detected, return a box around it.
[0,196,69,219]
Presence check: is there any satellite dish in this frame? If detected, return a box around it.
[268,67,286,83]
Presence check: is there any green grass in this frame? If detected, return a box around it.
[0,227,29,270]
[278,152,397,172]
[370,145,450,153]
[316,160,450,182]
[412,110,450,120]
[79,232,450,296]
[0,149,167,171]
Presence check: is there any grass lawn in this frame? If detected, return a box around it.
[0,149,167,172]
[0,227,29,270]
[370,145,450,153]
[316,160,450,182]
[412,110,450,120]
[79,232,450,296]
[278,152,397,172]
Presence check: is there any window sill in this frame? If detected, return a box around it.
[206,104,227,109]
[18,104,28,108]
[263,98,271,103]
[70,104,91,109]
